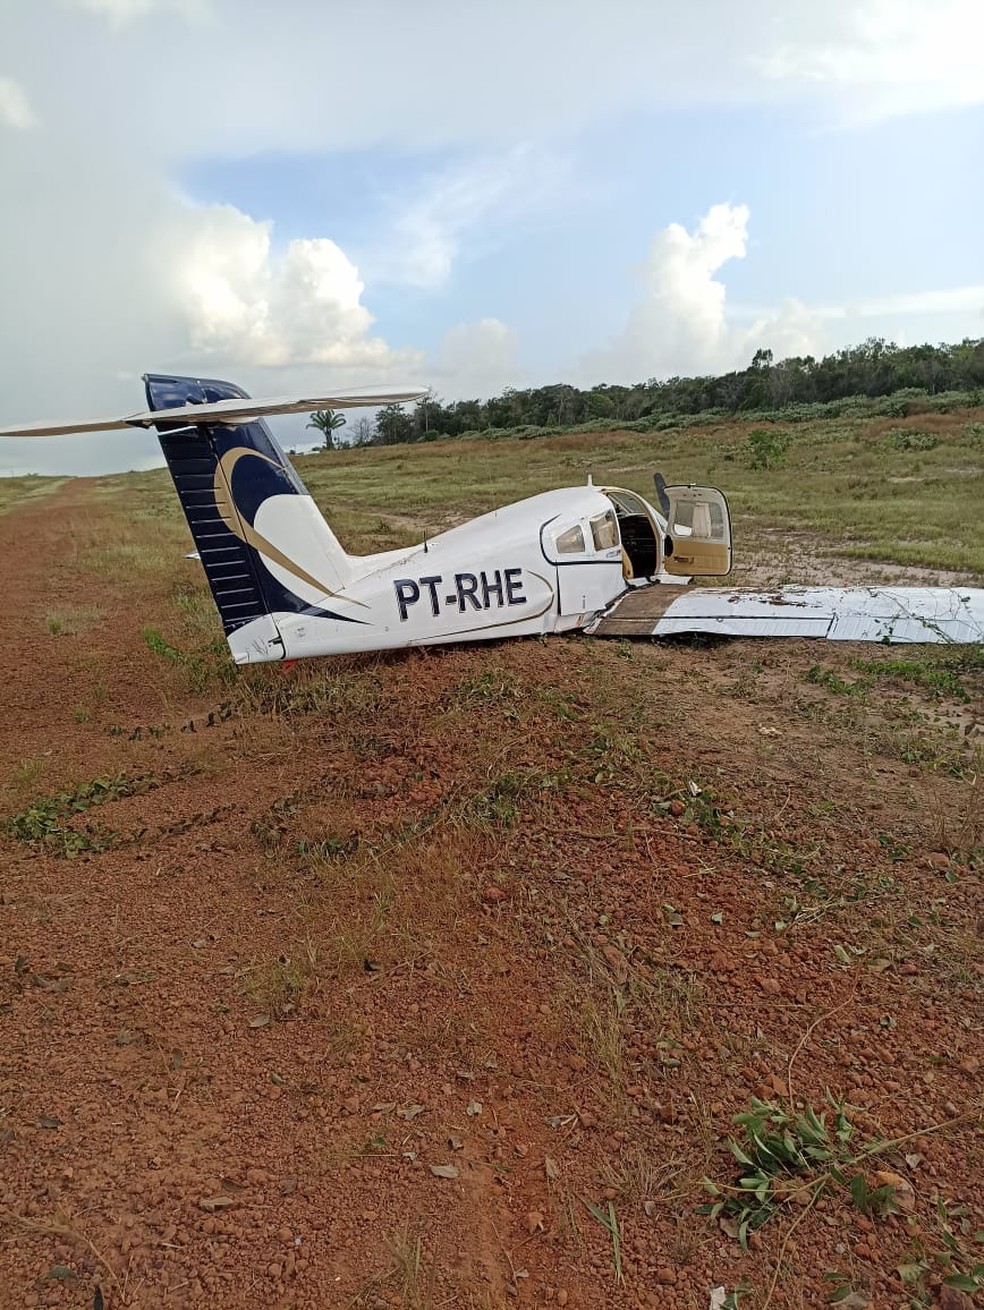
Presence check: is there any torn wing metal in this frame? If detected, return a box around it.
[587,585,984,644]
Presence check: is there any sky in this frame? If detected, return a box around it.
[1,0,982,475]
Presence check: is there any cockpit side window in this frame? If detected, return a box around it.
[589,510,619,551]
[555,524,586,554]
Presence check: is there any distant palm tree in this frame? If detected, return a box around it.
[306,408,347,450]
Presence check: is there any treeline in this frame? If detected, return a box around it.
[333,337,984,447]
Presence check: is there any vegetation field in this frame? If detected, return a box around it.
[289,407,984,579]
[0,411,981,1310]
[0,475,65,518]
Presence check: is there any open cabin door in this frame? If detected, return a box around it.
[663,485,732,577]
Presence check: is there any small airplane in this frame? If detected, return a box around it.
[3,373,982,663]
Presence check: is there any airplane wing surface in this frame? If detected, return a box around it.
[0,387,428,438]
[588,585,984,644]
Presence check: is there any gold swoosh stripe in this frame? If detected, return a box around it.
[213,446,367,607]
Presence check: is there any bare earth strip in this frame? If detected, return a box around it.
[0,479,981,1310]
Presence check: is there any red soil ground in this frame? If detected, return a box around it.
[0,481,981,1310]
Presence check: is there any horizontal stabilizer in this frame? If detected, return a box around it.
[0,386,428,438]
[588,585,984,645]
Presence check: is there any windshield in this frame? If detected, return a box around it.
[606,490,648,517]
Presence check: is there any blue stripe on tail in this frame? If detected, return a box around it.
[154,424,270,633]
[144,373,341,636]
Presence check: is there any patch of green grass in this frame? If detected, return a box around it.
[5,772,157,857]
[840,706,975,777]
[43,606,103,638]
[806,665,866,697]
[83,539,179,577]
[587,726,653,787]
[464,769,533,827]
[171,582,222,642]
[0,476,66,516]
[297,833,358,860]
[851,648,984,702]
[883,428,939,451]
[142,626,183,662]
[141,626,234,695]
[236,662,386,721]
[654,771,840,884]
[746,428,791,469]
[8,757,47,792]
[454,667,520,707]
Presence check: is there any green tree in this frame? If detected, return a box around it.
[374,403,415,445]
[306,408,347,450]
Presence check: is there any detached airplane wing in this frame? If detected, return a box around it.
[589,585,984,644]
[0,387,428,437]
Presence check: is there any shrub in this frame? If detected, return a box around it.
[746,428,791,469]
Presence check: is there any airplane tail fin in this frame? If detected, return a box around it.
[144,373,355,662]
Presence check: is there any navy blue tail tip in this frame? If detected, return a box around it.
[144,373,318,633]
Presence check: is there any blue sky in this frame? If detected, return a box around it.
[180,99,984,371]
[1,0,982,474]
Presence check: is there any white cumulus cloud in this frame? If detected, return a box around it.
[170,204,414,370]
[0,76,36,130]
[588,203,825,383]
[761,0,984,120]
[636,202,751,368]
[0,129,422,475]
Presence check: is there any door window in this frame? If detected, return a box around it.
[670,499,727,540]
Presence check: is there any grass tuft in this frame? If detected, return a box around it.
[5,773,138,857]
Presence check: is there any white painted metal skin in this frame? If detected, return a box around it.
[226,486,639,663]
[587,585,984,644]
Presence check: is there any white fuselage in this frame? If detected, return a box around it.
[227,486,667,664]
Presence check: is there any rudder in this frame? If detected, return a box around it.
[144,373,354,663]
